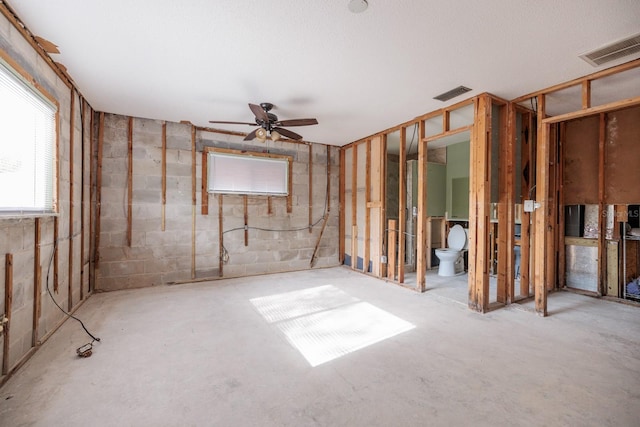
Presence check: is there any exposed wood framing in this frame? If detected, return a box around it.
[582,80,591,109]
[310,213,330,268]
[32,219,41,347]
[308,144,313,232]
[0,2,73,88]
[218,195,223,277]
[80,100,86,301]
[546,124,558,292]
[88,110,95,293]
[468,96,490,312]
[53,217,59,293]
[287,158,293,214]
[161,122,167,230]
[416,117,427,291]
[388,219,397,280]
[557,123,566,289]
[380,135,387,278]
[339,149,345,264]
[497,103,510,303]
[519,110,534,298]
[191,126,196,280]
[598,113,606,295]
[201,152,209,215]
[244,195,249,246]
[364,140,371,273]
[534,94,549,316]
[68,92,75,309]
[3,254,13,375]
[326,145,331,212]
[95,112,104,265]
[267,197,272,215]
[127,117,133,245]
[542,97,640,125]
[398,127,406,284]
[351,145,358,269]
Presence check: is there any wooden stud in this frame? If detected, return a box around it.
[52,216,59,293]
[534,94,549,316]
[398,127,406,284]
[33,219,41,347]
[127,117,133,245]
[88,109,95,293]
[380,135,387,278]
[339,149,345,264]
[68,91,75,310]
[218,195,224,277]
[416,119,428,291]
[597,113,606,295]
[364,140,371,273]
[3,254,13,375]
[520,111,533,298]
[582,80,591,109]
[80,100,86,301]
[244,195,249,246]
[310,213,330,267]
[95,112,104,265]
[267,197,272,215]
[191,126,196,280]
[497,103,510,303]
[326,145,331,212]
[542,96,640,125]
[309,144,313,232]
[287,158,293,214]
[201,151,209,215]
[557,122,566,289]
[546,124,558,292]
[161,122,167,230]
[388,219,397,280]
[351,144,358,269]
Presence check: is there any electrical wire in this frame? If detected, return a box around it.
[45,235,101,344]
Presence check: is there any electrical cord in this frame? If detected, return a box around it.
[45,235,101,345]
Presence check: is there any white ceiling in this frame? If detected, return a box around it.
[9,0,640,146]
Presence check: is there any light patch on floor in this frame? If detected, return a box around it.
[251,285,415,366]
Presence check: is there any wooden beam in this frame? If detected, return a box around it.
[364,140,371,273]
[416,115,428,291]
[326,145,331,212]
[388,219,397,280]
[68,91,75,309]
[79,100,86,301]
[582,80,591,109]
[201,152,209,215]
[424,125,474,143]
[520,112,533,298]
[309,144,313,233]
[352,144,358,269]
[339,149,345,264]
[127,117,133,245]
[546,124,558,292]
[161,122,167,230]
[33,219,41,347]
[557,123,566,289]
[244,195,249,246]
[218,195,223,277]
[398,127,406,283]
[3,254,13,375]
[191,126,196,280]
[534,94,549,316]
[88,109,95,293]
[380,136,387,278]
[287,158,293,213]
[95,112,104,266]
[53,216,59,293]
[310,213,330,267]
[597,113,606,295]
[542,96,640,124]
[497,103,511,303]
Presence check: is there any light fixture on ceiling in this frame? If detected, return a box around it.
[270,130,281,142]
[255,127,267,142]
[348,0,368,14]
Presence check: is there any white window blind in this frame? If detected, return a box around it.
[208,151,289,196]
[0,60,56,213]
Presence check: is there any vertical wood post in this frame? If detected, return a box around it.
[218,194,223,277]
[80,100,85,301]
[416,120,427,291]
[387,219,397,280]
[351,225,358,269]
[352,144,358,267]
[534,94,549,316]
[33,219,41,347]
[339,149,345,264]
[191,126,196,280]
[68,91,75,309]
[326,145,331,212]
[161,122,167,230]
[497,103,511,303]
[127,117,133,245]
[597,113,606,295]
[308,144,313,232]
[243,195,249,246]
[364,140,371,273]
[95,112,105,266]
[53,217,59,293]
[3,254,13,375]
[398,127,406,283]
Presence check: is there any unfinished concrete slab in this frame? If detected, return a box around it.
[1,267,639,426]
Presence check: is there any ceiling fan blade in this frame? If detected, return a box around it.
[273,127,303,140]
[275,118,318,127]
[249,103,269,122]
[209,120,256,126]
[243,128,258,141]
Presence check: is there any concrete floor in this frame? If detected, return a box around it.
[1,267,639,426]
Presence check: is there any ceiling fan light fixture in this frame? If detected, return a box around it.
[256,128,267,141]
[348,0,368,13]
[270,130,281,142]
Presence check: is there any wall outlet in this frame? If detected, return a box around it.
[381,255,387,264]
[523,200,541,212]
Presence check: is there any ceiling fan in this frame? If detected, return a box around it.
[209,102,318,142]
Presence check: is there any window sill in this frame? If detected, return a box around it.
[0,212,58,221]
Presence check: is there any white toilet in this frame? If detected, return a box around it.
[435,225,468,276]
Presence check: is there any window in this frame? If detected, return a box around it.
[207,149,291,196]
[0,58,56,214]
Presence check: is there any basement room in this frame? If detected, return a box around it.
[1,1,639,425]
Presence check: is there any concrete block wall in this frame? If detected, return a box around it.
[96,115,340,291]
[1,9,92,376]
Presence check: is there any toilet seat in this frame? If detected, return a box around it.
[447,225,466,250]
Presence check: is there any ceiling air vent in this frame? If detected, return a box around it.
[433,86,472,102]
[580,33,640,67]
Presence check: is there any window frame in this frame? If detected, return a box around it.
[0,49,59,216]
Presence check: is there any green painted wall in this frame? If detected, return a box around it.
[427,163,446,216]
[446,140,470,219]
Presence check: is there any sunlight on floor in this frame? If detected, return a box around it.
[250,285,415,367]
